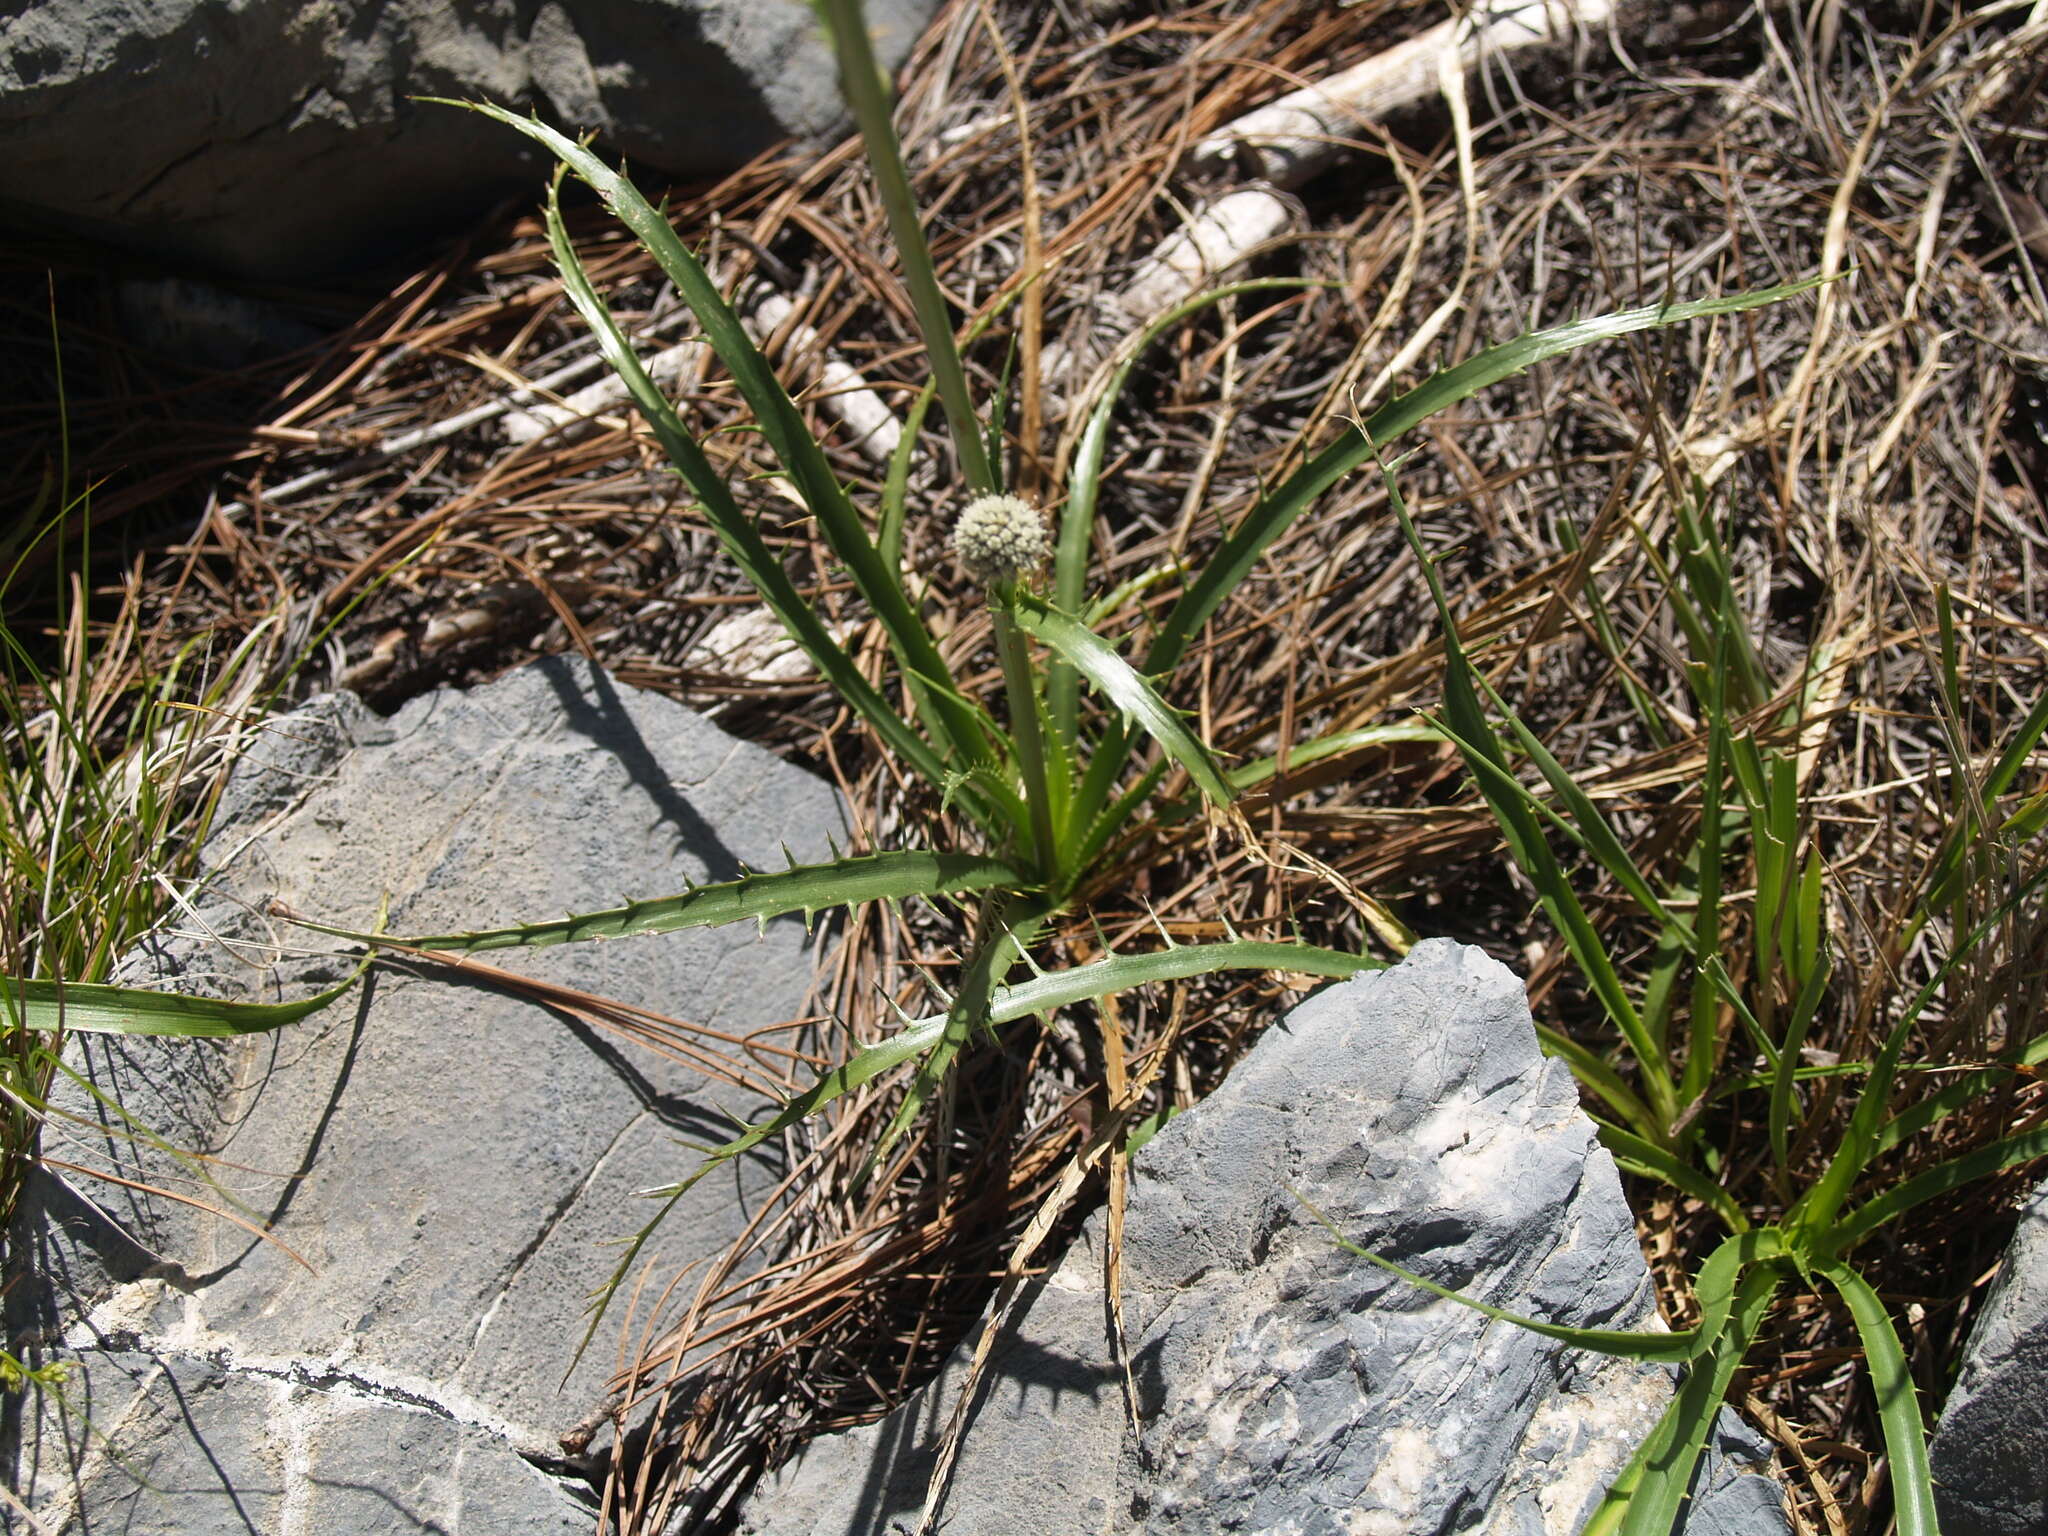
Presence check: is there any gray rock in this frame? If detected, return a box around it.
[0,0,942,278]
[9,1349,596,1534]
[116,277,329,368]
[1931,1176,2048,1536]
[736,939,1789,1536]
[1682,1413,1794,1536]
[5,655,844,1530]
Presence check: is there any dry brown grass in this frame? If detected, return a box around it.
[8,1,2048,1531]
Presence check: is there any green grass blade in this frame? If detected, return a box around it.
[1715,1060,1872,1099]
[1144,276,1831,680]
[1296,1201,1780,1364]
[1135,723,1444,860]
[456,100,987,770]
[2002,787,2048,843]
[1480,676,1698,945]
[1905,681,2048,949]
[709,937,1382,1174]
[1389,474,1675,1135]
[1062,719,1159,878]
[1557,513,1672,746]
[1538,1024,1661,1140]
[1752,753,1798,999]
[879,383,938,572]
[1429,702,1775,1081]
[1815,1261,1938,1536]
[561,982,959,1378]
[1873,1023,2048,1156]
[1123,1106,1181,1156]
[1080,565,1182,627]
[289,851,1027,955]
[993,612,1060,879]
[1793,864,2048,1235]
[686,995,954,1175]
[1831,1126,2048,1254]
[984,331,1016,493]
[1029,653,1077,850]
[578,889,1250,1359]
[1597,1122,1748,1234]
[1976,684,2048,802]
[998,938,1378,1016]
[1065,753,1171,882]
[1052,277,1325,738]
[26,1058,256,1249]
[1009,590,1233,808]
[1671,487,1772,715]
[876,897,1053,1160]
[1679,654,1730,1113]
[0,959,367,1037]
[1724,729,1768,817]
[567,896,1048,1371]
[1668,1230,1785,1346]
[1769,941,1834,1187]
[1791,842,1827,993]
[941,761,1034,848]
[1225,721,1441,791]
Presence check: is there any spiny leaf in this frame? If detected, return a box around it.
[1589,1263,1784,1536]
[676,939,1380,1184]
[996,938,1377,1016]
[1225,721,1441,792]
[1815,1261,1938,1536]
[288,851,1028,955]
[1597,1122,1748,1235]
[455,98,991,778]
[533,174,962,797]
[1830,1125,2048,1252]
[1053,276,1328,737]
[565,935,1380,1368]
[875,899,1049,1164]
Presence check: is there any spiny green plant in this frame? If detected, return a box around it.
[0,0,1821,1451]
[1303,466,2048,1536]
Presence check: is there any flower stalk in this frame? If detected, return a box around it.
[953,491,1059,878]
[989,584,1058,880]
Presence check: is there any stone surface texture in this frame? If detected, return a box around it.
[8,1350,596,1535]
[735,939,1789,1536]
[1930,1174,2048,1536]
[0,0,942,277]
[4,656,844,1532]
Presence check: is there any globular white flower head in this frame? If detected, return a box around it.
[952,493,1047,585]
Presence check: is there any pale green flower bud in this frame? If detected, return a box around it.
[952,493,1047,585]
